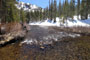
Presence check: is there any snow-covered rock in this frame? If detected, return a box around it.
[16,2,43,12]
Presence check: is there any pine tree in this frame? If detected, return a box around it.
[53,0,57,22]
[49,0,51,20]
[69,0,75,19]
[49,0,54,20]
[46,7,49,19]
[44,7,49,20]
[77,0,80,19]
[58,0,62,18]
[80,0,88,20]
[20,8,26,22]
[1,0,20,23]
[26,12,31,23]
[87,0,90,14]
[0,0,7,23]
[39,9,43,21]
[0,0,3,22]
[62,0,69,19]
[86,0,90,18]
[30,11,33,22]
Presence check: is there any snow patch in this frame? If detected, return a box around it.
[64,19,90,27]
[21,39,33,44]
[29,16,90,27]
[68,34,80,38]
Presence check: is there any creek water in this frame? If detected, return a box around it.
[0,25,90,60]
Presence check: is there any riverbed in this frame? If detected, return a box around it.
[0,25,90,60]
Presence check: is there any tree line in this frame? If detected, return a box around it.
[0,0,26,23]
[46,0,90,22]
[25,0,90,22]
[0,0,90,23]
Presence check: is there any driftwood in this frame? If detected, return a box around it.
[0,30,26,44]
[0,22,30,45]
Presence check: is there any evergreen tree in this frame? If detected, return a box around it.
[53,0,57,22]
[86,0,90,18]
[0,0,3,22]
[46,7,49,19]
[49,0,51,20]
[26,12,31,23]
[58,0,62,18]
[0,0,7,22]
[80,0,88,20]
[88,0,90,14]
[1,0,20,23]
[77,0,80,19]
[30,11,33,22]
[69,0,75,19]
[20,8,26,22]
[39,9,43,21]
[43,8,48,20]
[49,0,54,20]
[62,0,69,19]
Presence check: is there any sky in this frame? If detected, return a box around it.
[19,0,77,8]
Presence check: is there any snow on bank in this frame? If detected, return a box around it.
[29,17,90,27]
[30,19,60,27]
[64,19,90,27]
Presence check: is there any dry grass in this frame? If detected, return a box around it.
[0,22,22,34]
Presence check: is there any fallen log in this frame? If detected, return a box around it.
[0,30,26,44]
[0,22,30,45]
